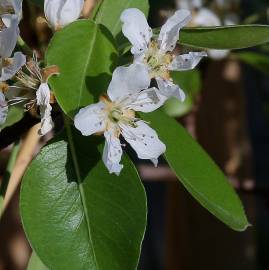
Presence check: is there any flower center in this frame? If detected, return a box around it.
[144,40,173,80]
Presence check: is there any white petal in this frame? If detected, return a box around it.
[127,87,166,113]
[208,49,229,60]
[193,8,221,26]
[0,14,19,58]
[44,0,62,29]
[121,121,166,165]
[176,0,202,9]
[59,0,84,27]
[36,83,53,135]
[0,91,8,125]
[107,64,150,102]
[0,52,26,81]
[103,131,123,175]
[12,0,22,19]
[74,102,106,136]
[158,9,191,52]
[120,8,152,55]
[169,51,207,71]
[156,77,186,101]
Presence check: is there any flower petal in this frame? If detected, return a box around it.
[208,49,229,60]
[74,101,106,136]
[158,9,191,52]
[44,0,63,29]
[36,83,53,135]
[169,51,207,71]
[103,131,123,176]
[59,0,84,27]
[121,121,166,166]
[107,64,150,102]
[0,52,26,81]
[0,14,19,58]
[120,8,152,55]
[127,87,166,113]
[156,77,186,101]
[193,8,221,26]
[0,91,8,126]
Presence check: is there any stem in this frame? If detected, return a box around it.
[0,141,21,197]
[0,141,21,216]
[17,35,32,55]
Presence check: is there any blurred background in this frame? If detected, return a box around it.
[1,0,269,269]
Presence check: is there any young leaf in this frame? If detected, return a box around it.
[20,126,147,270]
[141,110,250,231]
[27,252,48,270]
[94,0,149,38]
[180,25,269,49]
[0,106,24,130]
[46,20,118,117]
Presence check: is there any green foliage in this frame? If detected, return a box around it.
[141,110,250,231]
[236,51,269,75]
[20,126,147,270]
[163,70,202,117]
[180,25,269,49]
[0,106,24,130]
[29,0,44,8]
[93,0,149,39]
[27,252,48,270]
[46,20,118,118]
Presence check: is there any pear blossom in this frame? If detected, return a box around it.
[75,64,166,175]
[44,0,84,30]
[120,8,206,103]
[7,55,59,135]
[0,0,22,19]
[0,14,20,58]
[0,90,8,126]
[0,51,26,81]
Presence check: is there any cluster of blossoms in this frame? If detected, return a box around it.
[0,0,206,175]
[75,8,206,175]
[0,0,83,134]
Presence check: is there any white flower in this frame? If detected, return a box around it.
[0,0,22,19]
[0,90,8,126]
[0,51,26,81]
[0,14,20,58]
[7,55,59,135]
[120,8,206,102]
[75,64,166,175]
[44,0,84,30]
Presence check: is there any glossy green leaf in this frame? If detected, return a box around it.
[27,252,48,270]
[0,106,24,130]
[236,51,269,75]
[46,20,118,117]
[94,0,149,39]
[180,25,269,49]
[20,126,147,270]
[141,110,249,231]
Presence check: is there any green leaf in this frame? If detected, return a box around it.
[141,110,249,231]
[163,96,194,117]
[27,252,48,270]
[180,25,269,49]
[0,106,24,130]
[163,70,201,117]
[20,125,147,270]
[171,70,201,96]
[94,0,149,39]
[46,20,118,117]
[236,51,269,75]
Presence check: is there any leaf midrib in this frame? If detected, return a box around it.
[65,120,99,269]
